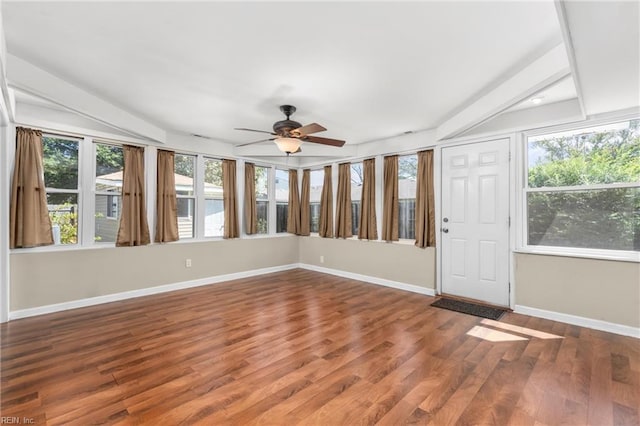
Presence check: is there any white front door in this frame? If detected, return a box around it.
[441,139,510,306]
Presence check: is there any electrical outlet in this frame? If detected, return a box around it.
[320,255,324,264]
[185,259,192,268]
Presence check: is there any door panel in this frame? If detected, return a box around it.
[441,139,510,306]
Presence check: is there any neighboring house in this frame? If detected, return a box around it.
[95,171,224,240]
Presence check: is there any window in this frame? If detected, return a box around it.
[175,153,196,239]
[275,168,288,233]
[204,158,223,237]
[526,119,639,252]
[94,143,123,243]
[351,162,363,235]
[256,166,269,234]
[398,154,417,239]
[309,169,323,233]
[43,135,80,245]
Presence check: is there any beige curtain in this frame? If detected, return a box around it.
[223,159,239,239]
[155,150,179,243]
[335,162,352,238]
[10,127,54,248]
[287,169,301,234]
[244,163,257,235]
[358,158,378,240]
[319,165,333,238]
[382,155,399,241]
[116,145,150,246]
[300,169,311,236]
[415,150,436,248]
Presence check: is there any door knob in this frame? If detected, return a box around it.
[442,228,449,233]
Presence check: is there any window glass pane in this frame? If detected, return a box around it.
[399,155,417,239]
[204,158,223,198]
[95,194,121,243]
[528,119,640,188]
[276,169,288,233]
[351,163,363,235]
[204,198,224,237]
[95,144,124,193]
[257,200,269,234]
[175,154,195,196]
[47,193,78,245]
[256,166,269,200]
[310,169,323,233]
[256,167,269,234]
[527,188,639,251]
[43,136,79,190]
[177,198,195,238]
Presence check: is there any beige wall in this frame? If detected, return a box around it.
[515,253,640,328]
[10,236,298,310]
[299,237,436,289]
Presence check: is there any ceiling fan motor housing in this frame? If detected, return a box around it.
[273,119,302,135]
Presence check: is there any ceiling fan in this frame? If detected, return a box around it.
[235,105,346,154]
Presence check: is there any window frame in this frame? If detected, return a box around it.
[42,133,83,247]
[397,153,418,241]
[174,152,197,240]
[93,140,124,244]
[520,118,640,262]
[202,156,224,238]
[308,168,324,235]
[254,164,271,235]
[275,167,289,234]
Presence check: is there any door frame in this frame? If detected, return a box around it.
[435,133,518,309]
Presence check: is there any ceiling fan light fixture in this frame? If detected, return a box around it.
[274,137,302,154]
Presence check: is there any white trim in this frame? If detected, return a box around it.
[526,182,639,193]
[514,305,639,339]
[9,263,300,320]
[514,247,639,263]
[298,263,436,297]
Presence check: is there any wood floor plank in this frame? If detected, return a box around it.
[1,268,638,425]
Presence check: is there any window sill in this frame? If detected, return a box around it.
[10,233,298,254]
[514,247,640,263]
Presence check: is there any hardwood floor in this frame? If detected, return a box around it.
[1,269,638,425]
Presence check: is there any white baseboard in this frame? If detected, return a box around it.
[514,305,640,339]
[9,264,300,320]
[298,263,436,297]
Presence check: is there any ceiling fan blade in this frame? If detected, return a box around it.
[294,122,326,136]
[234,127,276,135]
[304,135,346,147]
[236,138,276,147]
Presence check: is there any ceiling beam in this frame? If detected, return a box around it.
[436,43,571,141]
[7,54,166,143]
[554,0,586,118]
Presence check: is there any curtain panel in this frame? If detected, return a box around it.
[415,149,436,248]
[287,169,301,234]
[223,159,239,239]
[10,127,54,248]
[155,150,179,243]
[244,163,257,235]
[299,169,311,236]
[318,165,333,238]
[116,145,150,246]
[382,155,399,241]
[358,158,378,240]
[335,162,352,239]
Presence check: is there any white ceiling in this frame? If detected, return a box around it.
[3,1,564,146]
[506,75,577,113]
[2,0,638,149]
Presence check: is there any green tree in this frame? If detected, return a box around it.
[527,120,639,250]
